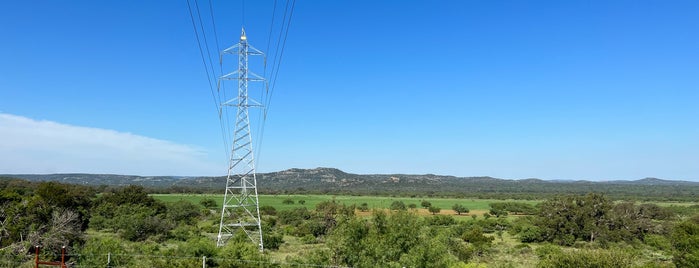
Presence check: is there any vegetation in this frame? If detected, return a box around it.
[12,168,699,201]
[1,177,699,267]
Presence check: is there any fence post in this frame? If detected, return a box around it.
[34,246,39,268]
[61,246,66,268]
[202,256,206,268]
[107,252,111,267]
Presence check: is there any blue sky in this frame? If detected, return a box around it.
[1,1,697,180]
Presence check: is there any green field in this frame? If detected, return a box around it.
[152,193,699,213]
[152,193,540,211]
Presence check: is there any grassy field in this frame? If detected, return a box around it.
[152,193,699,215]
[152,193,540,212]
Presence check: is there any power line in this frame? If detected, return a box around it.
[205,0,233,161]
[264,0,278,79]
[186,0,230,162]
[255,0,296,163]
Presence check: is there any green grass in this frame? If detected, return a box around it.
[151,194,540,211]
[152,194,699,215]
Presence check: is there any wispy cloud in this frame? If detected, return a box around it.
[0,113,221,176]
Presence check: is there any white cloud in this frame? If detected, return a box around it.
[0,113,222,175]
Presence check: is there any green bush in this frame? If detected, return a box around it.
[519,225,545,243]
[538,248,634,268]
[644,234,671,251]
[390,200,407,211]
[359,202,369,212]
[165,200,201,225]
[671,216,699,267]
[427,214,456,226]
[263,232,284,250]
[260,205,277,215]
[199,198,217,208]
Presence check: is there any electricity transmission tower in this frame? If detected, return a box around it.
[217,27,265,251]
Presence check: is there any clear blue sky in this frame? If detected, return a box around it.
[1,0,697,180]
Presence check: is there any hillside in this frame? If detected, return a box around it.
[3,168,698,199]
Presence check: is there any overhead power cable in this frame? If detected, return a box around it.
[186,0,230,161]
[255,0,296,163]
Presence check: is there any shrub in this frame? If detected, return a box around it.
[453,204,470,215]
[390,201,407,211]
[538,248,634,268]
[671,216,699,267]
[644,234,671,251]
[199,198,217,208]
[427,215,456,226]
[301,234,318,244]
[263,232,284,250]
[359,202,369,212]
[519,225,545,243]
[260,205,277,216]
[165,200,201,225]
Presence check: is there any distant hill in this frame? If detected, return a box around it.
[3,168,698,200]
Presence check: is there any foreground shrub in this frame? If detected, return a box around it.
[537,248,634,268]
[671,216,699,267]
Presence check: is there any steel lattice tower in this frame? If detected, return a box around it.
[217,27,265,250]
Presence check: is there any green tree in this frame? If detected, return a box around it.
[461,227,494,256]
[359,202,369,212]
[452,204,469,215]
[489,208,508,218]
[165,200,201,225]
[199,198,217,208]
[534,193,613,245]
[671,216,699,267]
[390,201,407,211]
[421,200,432,209]
[428,206,441,215]
[260,205,277,215]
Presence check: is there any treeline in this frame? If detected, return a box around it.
[128,184,699,202]
[9,172,699,202]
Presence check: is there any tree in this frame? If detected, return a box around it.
[390,201,407,211]
[671,216,699,267]
[428,206,441,215]
[489,208,508,218]
[165,200,201,225]
[359,203,369,212]
[421,201,432,209]
[260,205,277,215]
[534,193,613,245]
[101,185,159,208]
[489,202,536,215]
[452,204,469,215]
[461,227,494,256]
[199,198,217,208]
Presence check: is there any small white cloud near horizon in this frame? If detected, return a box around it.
[0,113,222,176]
